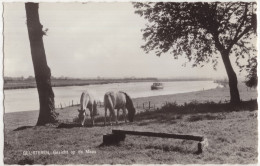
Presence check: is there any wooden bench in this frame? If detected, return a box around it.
[103,129,208,153]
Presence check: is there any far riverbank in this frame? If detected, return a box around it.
[4,78,212,90]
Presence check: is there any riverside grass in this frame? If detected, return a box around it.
[4,83,258,164]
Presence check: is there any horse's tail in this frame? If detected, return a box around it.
[121,92,136,122]
[104,93,115,117]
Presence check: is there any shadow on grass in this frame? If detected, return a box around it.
[145,144,196,154]
[17,158,34,165]
[98,142,122,148]
[57,123,83,128]
[4,142,12,150]
[73,114,131,127]
[13,126,34,131]
[188,114,226,122]
[57,122,117,128]
[135,100,257,123]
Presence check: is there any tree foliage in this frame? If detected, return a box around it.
[245,56,257,88]
[133,2,257,82]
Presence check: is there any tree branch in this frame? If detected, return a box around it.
[228,3,248,51]
[218,3,235,22]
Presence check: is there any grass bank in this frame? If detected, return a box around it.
[4,84,258,164]
[132,83,257,109]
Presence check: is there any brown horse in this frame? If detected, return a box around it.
[78,91,98,126]
[104,91,136,125]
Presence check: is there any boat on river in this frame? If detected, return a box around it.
[151,82,164,90]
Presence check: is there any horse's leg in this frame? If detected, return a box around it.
[104,107,107,126]
[82,112,87,126]
[93,110,95,126]
[109,109,112,125]
[123,107,127,123]
[116,109,119,125]
[90,106,94,126]
[82,105,87,126]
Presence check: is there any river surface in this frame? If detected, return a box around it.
[4,81,219,113]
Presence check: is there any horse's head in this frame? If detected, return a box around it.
[128,107,136,122]
[93,101,99,116]
[78,109,86,126]
[124,93,136,122]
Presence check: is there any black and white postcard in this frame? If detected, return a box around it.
[2,1,258,165]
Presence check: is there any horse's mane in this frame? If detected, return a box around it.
[120,92,133,108]
[120,91,136,122]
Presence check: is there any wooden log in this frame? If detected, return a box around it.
[114,132,126,141]
[197,138,208,153]
[103,134,117,145]
[112,130,204,141]
[104,130,207,153]
[103,133,125,145]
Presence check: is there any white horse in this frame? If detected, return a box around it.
[78,91,98,126]
[104,91,136,125]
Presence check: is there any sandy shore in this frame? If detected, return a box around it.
[4,84,257,130]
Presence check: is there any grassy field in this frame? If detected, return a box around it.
[4,84,258,164]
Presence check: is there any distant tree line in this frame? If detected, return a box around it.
[4,76,35,81]
[4,76,158,81]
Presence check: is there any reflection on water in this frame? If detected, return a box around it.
[4,81,218,113]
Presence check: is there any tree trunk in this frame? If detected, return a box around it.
[220,50,241,104]
[25,3,58,125]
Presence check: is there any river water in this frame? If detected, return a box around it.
[4,81,219,113]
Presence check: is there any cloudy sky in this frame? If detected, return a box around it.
[3,2,249,79]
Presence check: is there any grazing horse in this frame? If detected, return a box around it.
[104,91,136,125]
[78,91,98,126]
